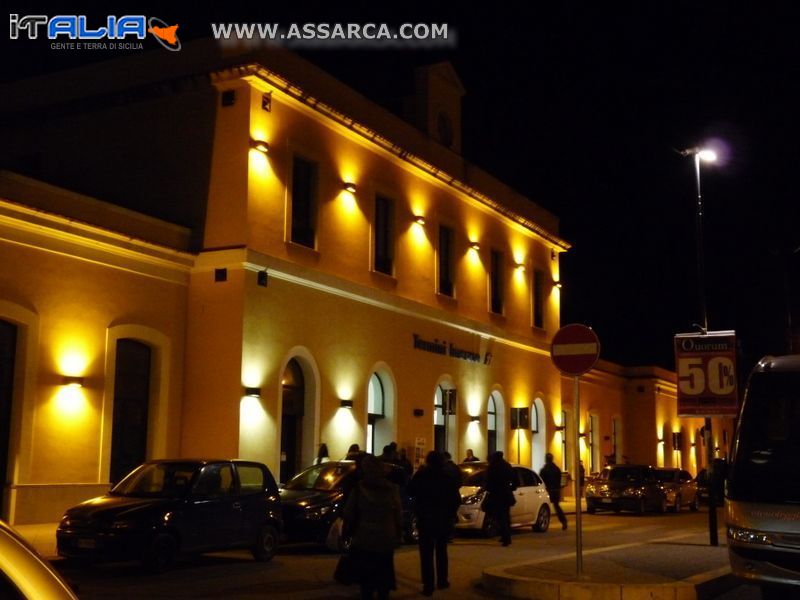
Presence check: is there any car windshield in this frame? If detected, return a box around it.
[729,371,800,503]
[284,463,353,491]
[459,464,486,487]
[601,467,643,482]
[653,470,678,483]
[111,462,199,498]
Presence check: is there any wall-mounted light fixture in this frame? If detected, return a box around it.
[413,215,426,225]
[413,408,424,417]
[62,376,84,388]
[469,241,480,251]
[657,438,665,445]
[244,387,261,397]
[553,279,563,289]
[578,431,588,438]
[340,399,354,409]
[554,424,566,432]
[551,249,557,261]
[250,139,270,154]
[343,182,357,194]
[514,262,526,272]
[690,442,697,448]
[469,415,480,423]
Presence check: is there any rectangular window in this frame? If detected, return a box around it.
[373,195,394,274]
[290,156,317,248]
[533,269,545,328]
[490,249,504,314]
[438,225,454,296]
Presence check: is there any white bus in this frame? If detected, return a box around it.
[726,354,800,599]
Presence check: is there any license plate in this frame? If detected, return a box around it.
[76,538,96,549]
[601,498,613,504]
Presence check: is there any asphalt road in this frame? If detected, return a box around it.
[56,509,765,599]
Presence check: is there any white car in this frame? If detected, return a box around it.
[456,462,552,535]
[0,520,78,599]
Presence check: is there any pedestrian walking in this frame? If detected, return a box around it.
[483,451,517,546]
[314,443,330,465]
[407,451,461,596]
[463,449,480,462]
[341,454,403,600]
[540,452,567,530]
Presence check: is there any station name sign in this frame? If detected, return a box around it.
[674,330,738,417]
[412,334,491,365]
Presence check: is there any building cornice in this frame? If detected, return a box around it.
[211,64,571,252]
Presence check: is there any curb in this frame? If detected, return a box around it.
[482,564,737,600]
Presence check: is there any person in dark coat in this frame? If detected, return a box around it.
[342,454,403,600]
[540,452,567,530]
[407,451,461,596]
[463,449,480,462]
[484,451,518,546]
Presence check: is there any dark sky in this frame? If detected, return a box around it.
[3,2,799,373]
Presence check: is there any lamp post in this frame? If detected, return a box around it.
[680,145,719,546]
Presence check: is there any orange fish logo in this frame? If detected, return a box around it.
[147,17,181,51]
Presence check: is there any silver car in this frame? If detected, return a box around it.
[455,462,551,536]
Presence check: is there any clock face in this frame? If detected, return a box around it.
[436,111,454,148]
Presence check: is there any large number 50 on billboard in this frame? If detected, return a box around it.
[674,331,739,417]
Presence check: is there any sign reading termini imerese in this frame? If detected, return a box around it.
[412,334,491,364]
[674,330,738,417]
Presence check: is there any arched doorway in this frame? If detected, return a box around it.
[530,397,547,471]
[0,320,16,517]
[280,358,305,483]
[588,413,601,474]
[110,339,152,484]
[487,391,506,457]
[434,383,457,456]
[367,370,395,455]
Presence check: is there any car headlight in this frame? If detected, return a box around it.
[727,525,773,546]
[622,487,644,497]
[585,484,596,495]
[461,491,484,505]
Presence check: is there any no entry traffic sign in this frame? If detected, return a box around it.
[551,324,601,376]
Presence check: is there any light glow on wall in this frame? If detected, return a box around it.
[57,347,90,377]
[53,386,89,421]
[332,406,358,441]
[248,147,272,177]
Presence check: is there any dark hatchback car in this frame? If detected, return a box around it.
[585,464,673,514]
[57,459,282,571]
[280,460,416,550]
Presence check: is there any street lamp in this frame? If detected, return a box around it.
[680,144,720,546]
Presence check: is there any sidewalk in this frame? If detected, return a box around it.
[482,530,736,600]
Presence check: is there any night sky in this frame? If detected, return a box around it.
[3,2,799,374]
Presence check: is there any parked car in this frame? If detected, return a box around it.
[585,464,673,514]
[56,459,282,571]
[695,460,726,506]
[280,460,417,551]
[653,468,700,512]
[455,462,551,536]
[1,519,78,599]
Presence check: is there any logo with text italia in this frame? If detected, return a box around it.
[9,14,181,51]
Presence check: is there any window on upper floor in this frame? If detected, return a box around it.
[373,195,395,275]
[290,156,318,248]
[438,225,455,297]
[533,268,545,329]
[490,249,504,314]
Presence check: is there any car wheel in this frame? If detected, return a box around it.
[252,523,279,562]
[689,495,699,512]
[482,514,498,538]
[670,495,681,513]
[532,505,550,532]
[144,533,177,573]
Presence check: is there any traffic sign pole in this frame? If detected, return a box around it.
[574,375,583,578]
[550,324,600,581]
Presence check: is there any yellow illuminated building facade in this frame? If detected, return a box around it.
[0,43,733,523]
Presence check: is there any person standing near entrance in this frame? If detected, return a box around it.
[484,451,517,546]
[540,452,567,530]
[407,451,461,596]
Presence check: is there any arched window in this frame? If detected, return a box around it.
[487,395,497,455]
[367,373,385,455]
[530,398,547,471]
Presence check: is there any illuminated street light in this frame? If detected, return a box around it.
[697,149,717,163]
